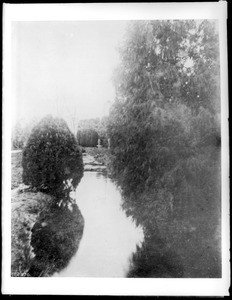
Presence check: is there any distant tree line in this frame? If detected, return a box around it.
[76,117,109,147]
[76,129,99,147]
[11,119,38,150]
[12,116,110,150]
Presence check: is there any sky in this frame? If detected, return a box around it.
[11,21,127,128]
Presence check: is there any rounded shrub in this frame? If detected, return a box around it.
[22,115,84,197]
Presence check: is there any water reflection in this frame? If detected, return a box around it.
[54,171,143,277]
[95,171,106,179]
[127,233,184,278]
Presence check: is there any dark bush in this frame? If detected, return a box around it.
[22,115,84,198]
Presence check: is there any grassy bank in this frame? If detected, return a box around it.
[11,151,84,277]
[11,151,23,189]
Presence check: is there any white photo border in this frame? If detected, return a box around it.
[2,2,229,296]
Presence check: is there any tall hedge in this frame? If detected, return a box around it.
[22,115,84,198]
[76,129,99,147]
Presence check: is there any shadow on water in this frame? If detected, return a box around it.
[120,191,185,277]
[126,231,184,278]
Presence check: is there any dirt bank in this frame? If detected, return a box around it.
[11,187,54,276]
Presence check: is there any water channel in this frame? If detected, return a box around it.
[54,159,144,277]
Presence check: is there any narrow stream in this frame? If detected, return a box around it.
[54,170,144,277]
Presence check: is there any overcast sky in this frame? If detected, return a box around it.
[11,21,127,127]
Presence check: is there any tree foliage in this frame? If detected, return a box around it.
[12,122,26,149]
[12,119,38,150]
[22,115,84,198]
[109,19,220,197]
[108,20,221,277]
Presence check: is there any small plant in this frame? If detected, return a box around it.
[22,115,84,199]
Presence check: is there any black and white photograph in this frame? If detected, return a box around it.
[2,2,229,296]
